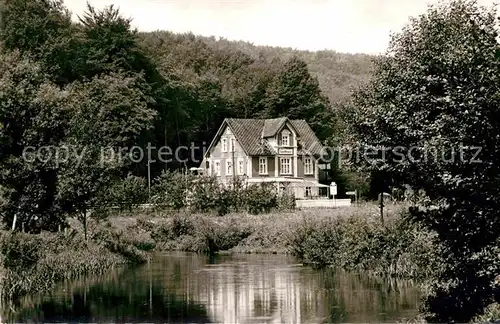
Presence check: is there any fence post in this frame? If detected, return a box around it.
[11,214,17,231]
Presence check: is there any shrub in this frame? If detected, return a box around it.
[106,174,148,210]
[151,170,192,210]
[188,176,219,212]
[287,210,442,279]
[277,188,296,211]
[0,229,133,300]
[244,183,278,214]
[0,232,41,269]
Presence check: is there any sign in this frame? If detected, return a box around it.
[330,182,337,196]
[278,148,293,154]
[346,191,357,196]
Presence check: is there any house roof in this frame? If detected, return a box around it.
[290,119,324,156]
[262,117,287,137]
[220,117,323,156]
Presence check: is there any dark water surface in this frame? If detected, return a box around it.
[6,252,421,323]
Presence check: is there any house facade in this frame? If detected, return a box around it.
[201,117,328,199]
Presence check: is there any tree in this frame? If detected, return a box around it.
[57,72,156,240]
[262,56,333,140]
[352,1,500,321]
[0,0,84,85]
[0,52,71,231]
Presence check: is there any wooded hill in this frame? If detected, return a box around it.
[139,31,374,107]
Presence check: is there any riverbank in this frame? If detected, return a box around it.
[0,227,148,302]
[0,204,438,304]
[103,203,442,280]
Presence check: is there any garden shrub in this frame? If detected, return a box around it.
[245,183,278,214]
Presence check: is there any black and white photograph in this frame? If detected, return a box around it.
[0,0,499,322]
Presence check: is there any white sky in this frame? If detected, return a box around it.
[63,0,496,55]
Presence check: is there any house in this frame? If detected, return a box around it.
[201,117,330,199]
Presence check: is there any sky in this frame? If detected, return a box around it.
[63,0,497,55]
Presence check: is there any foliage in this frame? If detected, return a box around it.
[106,174,149,211]
[277,186,296,211]
[0,52,69,231]
[242,183,276,214]
[0,229,144,300]
[0,0,156,232]
[151,170,191,210]
[350,0,500,321]
[143,32,374,105]
[260,56,334,140]
[287,210,442,279]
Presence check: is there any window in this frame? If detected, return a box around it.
[305,187,312,197]
[238,159,244,175]
[222,138,227,152]
[214,160,221,176]
[280,157,291,175]
[230,138,235,152]
[226,160,233,175]
[259,157,268,175]
[281,133,289,146]
[304,158,313,175]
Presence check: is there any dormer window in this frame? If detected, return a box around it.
[281,130,290,146]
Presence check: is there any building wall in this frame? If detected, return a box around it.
[297,156,317,180]
[208,125,249,182]
[252,156,275,177]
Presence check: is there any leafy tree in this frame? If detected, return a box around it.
[262,56,334,140]
[151,170,191,210]
[352,0,500,321]
[0,0,84,85]
[57,72,156,239]
[0,52,69,231]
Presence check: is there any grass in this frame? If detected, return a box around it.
[0,221,149,303]
[100,203,441,281]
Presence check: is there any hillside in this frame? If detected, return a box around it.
[139,31,375,105]
[199,36,375,104]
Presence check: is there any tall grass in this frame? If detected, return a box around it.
[105,204,442,281]
[286,210,442,279]
[0,225,148,302]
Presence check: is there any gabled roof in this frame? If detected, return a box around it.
[205,117,324,157]
[290,119,324,156]
[226,118,277,156]
[262,117,287,137]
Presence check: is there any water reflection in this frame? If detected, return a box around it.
[5,252,420,323]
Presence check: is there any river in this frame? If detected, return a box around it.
[7,252,421,323]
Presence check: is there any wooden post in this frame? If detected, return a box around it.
[11,214,17,231]
[380,191,385,226]
[83,207,88,242]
